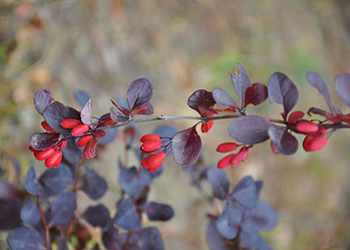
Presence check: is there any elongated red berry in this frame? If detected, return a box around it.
[296,121,319,133]
[29,146,36,152]
[217,142,238,153]
[141,155,152,168]
[77,134,92,147]
[140,140,162,153]
[201,120,214,133]
[303,135,328,152]
[71,124,89,136]
[45,151,62,168]
[217,154,234,169]
[52,151,62,167]
[148,152,166,169]
[140,134,160,143]
[41,121,57,133]
[34,147,55,161]
[61,119,82,129]
[231,147,249,166]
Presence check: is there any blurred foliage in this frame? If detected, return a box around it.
[1,0,350,249]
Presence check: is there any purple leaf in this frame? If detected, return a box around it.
[34,89,55,115]
[130,103,154,116]
[0,199,23,230]
[102,225,122,250]
[82,204,112,231]
[307,72,333,112]
[137,227,164,250]
[0,181,17,200]
[268,125,298,155]
[187,89,216,115]
[39,164,72,196]
[119,166,152,199]
[127,78,154,111]
[7,226,44,250]
[29,132,60,151]
[20,199,41,225]
[228,115,271,144]
[231,176,258,209]
[227,200,244,227]
[81,98,93,126]
[24,167,42,196]
[212,88,237,110]
[334,73,350,107]
[74,90,90,107]
[113,198,141,230]
[206,219,233,250]
[268,72,299,120]
[244,83,268,107]
[239,220,269,250]
[231,63,252,108]
[110,107,129,123]
[207,168,229,200]
[49,191,77,226]
[81,167,108,200]
[252,201,279,231]
[144,202,174,221]
[100,128,118,145]
[171,125,202,166]
[216,209,237,240]
[42,101,81,134]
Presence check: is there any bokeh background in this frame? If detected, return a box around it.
[1,0,350,249]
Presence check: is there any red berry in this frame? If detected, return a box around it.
[52,151,62,167]
[217,154,234,169]
[217,142,238,153]
[29,146,36,152]
[71,124,89,136]
[41,121,57,133]
[61,119,82,129]
[45,151,62,168]
[34,147,55,161]
[296,121,319,133]
[141,155,152,168]
[140,134,160,143]
[303,135,328,152]
[231,147,249,166]
[201,120,214,133]
[93,130,106,139]
[77,135,92,147]
[140,140,162,153]
[148,152,166,169]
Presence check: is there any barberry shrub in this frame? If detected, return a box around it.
[2,64,350,250]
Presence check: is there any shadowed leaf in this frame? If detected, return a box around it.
[216,209,237,239]
[144,202,174,221]
[34,89,55,115]
[172,126,202,166]
[206,219,233,250]
[49,191,77,226]
[231,63,252,108]
[82,204,112,230]
[20,199,41,225]
[335,73,350,107]
[74,90,90,107]
[110,107,129,123]
[268,125,298,155]
[29,132,60,151]
[130,103,154,116]
[113,198,141,230]
[82,167,108,200]
[39,164,72,197]
[244,83,268,107]
[228,115,271,144]
[187,89,216,115]
[231,176,258,209]
[137,227,164,250]
[307,72,333,112]
[207,168,229,200]
[7,226,44,250]
[212,88,237,110]
[127,78,154,111]
[252,201,279,231]
[24,167,42,196]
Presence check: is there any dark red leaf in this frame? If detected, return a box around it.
[110,107,129,123]
[171,125,202,166]
[127,78,154,111]
[83,137,98,159]
[231,63,252,108]
[307,72,333,112]
[228,115,271,144]
[212,88,237,110]
[334,73,350,107]
[287,111,304,123]
[187,89,216,115]
[307,107,328,117]
[268,72,298,120]
[29,132,60,151]
[42,101,81,134]
[244,83,268,107]
[34,89,54,115]
[268,125,298,155]
[130,103,154,116]
[81,98,93,126]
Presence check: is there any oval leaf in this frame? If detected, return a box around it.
[29,132,60,151]
[244,83,268,107]
[49,191,77,226]
[212,88,237,110]
[113,198,141,230]
[42,101,81,134]
[39,164,72,195]
[206,219,233,250]
[231,63,252,108]
[187,89,216,115]
[268,125,298,155]
[207,168,229,200]
[7,226,44,250]
[231,176,258,209]
[34,89,55,115]
[307,72,333,112]
[81,167,108,200]
[216,209,237,240]
[334,73,350,107]
[24,167,42,196]
[171,126,202,166]
[268,72,298,119]
[144,202,174,221]
[127,78,154,111]
[20,199,41,225]
[137,227,164,250]
[228,115,271,144]
[82,204,112,230]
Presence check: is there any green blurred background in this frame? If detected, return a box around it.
[1,0,350,249]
